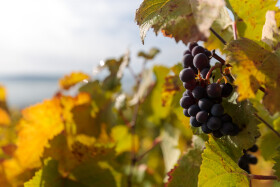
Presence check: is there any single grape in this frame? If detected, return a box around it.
[192,46,205,56]
[205,50,212,58]
[207,117,222,130]
[182,54,194,68]
[193,53,209,70]
[229,123,239,136]
[180,96,196,109]
[190,116,201,127]
[179,68,195,82]
[248,145,258,153]
[183,79,197,90]
[201,123,212,134]
[189,42,198,51]
[211,104,224,116]
[183,50,191,55]
[238,156,250,173]
[221,113,232,123]
[196,111,209,123]
[183,109,190,117]
[247,155,258,164]
[212,130,223,138]
[220,83,233,97]
[188,104,200,116]
[200,68,210,79]
[207,83,222,98]
[220,122,234,135]
[192,86,207,100]
[183,90,194,98]
[198,98,214,111]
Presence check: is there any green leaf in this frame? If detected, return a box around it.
[225,38,280,114]
[138,48,160,60]
[135,0,225,44]
[24,158,63,187]
[198,137,249,187]
[166,147,203,187]
[260,132,280,160]
[226,0,277,41]
[273,148,280,178]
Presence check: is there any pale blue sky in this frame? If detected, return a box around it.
[0,0,187,76]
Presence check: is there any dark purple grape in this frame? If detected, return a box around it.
[192,46,205,56]
[180,96,196,109]
[188,104,200,117]
[190,116,201,127]
[207,83,222,98]
[189,42,198,51]
[207,117,222,130]
[220,83,233,97]
[211,104,224,116]
[192,86,207,100]
[193,53,209,70]
[191,66,198,74]
[182,54,194,68]
[248,145,258,153]
[179,68,195,82]
[247,155,258,164]
[212,97,222,104]
[200,68,210,79]
[201,123,212,134]
[183,50,191,55]
[198,98,214,112]
[183,79,197,90]
[183,109,190,117]
[238,156,250,173]
[221,113,232,123]
[212,130,223,138]
[220,122,234,135]
[196,111,209,123]
[183,90,194,98]
[229,123,239,136]
[205,50,212,58]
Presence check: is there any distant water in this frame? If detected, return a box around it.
[0,74,135,109]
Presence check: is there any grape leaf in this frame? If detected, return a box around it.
[260,132,280,160]
[226,0,277,41]
[59,72,90,90]
[138,47,160,60]
[0,108,10,126]
[225,38,280,114]
[198,137,249,187]
[135,0,225,44]
[262,11,280,50]
[166,143,203,187]
[204,7,233,53]
[273,148,280,178]
[223,96,260,150]
[24,158,63,187]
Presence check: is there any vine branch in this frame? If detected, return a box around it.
[254,113,280,139]
[248,174,279,181]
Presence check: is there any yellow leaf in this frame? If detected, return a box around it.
[0,85,6,103]
[225,38,280,114]
[59,72,90,90]
[0,108,11,126]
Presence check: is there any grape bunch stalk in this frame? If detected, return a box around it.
[179,42,239,138]
[238,145,258,173]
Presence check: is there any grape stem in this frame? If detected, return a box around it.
[205,63,222,81]
[254,113,280,138]
[248,174,279,181]
[210,27,227,45]
[212,50,225,65]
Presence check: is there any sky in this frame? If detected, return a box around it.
[0,0,187,76]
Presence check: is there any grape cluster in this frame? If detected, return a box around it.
[179,42,239,138]
[238,145,258,173]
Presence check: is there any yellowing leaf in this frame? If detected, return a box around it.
[198,137,249,187]
[135,0,224,44]
[225,38,280,114]
[0,108,11,126]
[0,85,6,103]
[59,72,90,90]
[3,98,64,181]
[226,0,277,41]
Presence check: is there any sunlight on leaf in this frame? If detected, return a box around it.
[59,72,90,90]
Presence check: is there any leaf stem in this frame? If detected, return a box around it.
[254,113,280,138]
[232,21,237,40]
[248,174,279,181]
[210,27,227,45]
